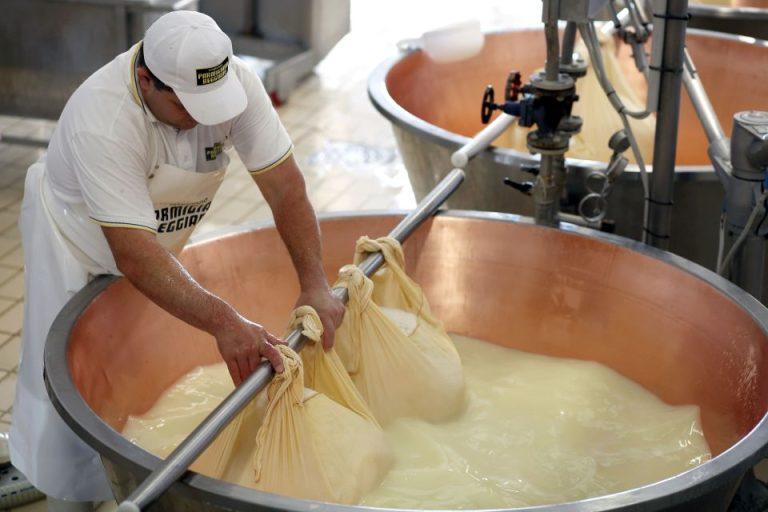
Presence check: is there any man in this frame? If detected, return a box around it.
[10,10,344,511]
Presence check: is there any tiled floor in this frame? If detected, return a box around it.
[0,1,536,509]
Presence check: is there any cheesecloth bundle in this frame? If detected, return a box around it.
[192,308,392,504]
[333,236,465,424]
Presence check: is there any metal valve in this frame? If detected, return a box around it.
[481,71,527,124]
[480,84,531,125]
[608,129,631,154]
[481,85,497,124]
[577,129,631,224]
[504,71,522,102]
[503,177,533,195]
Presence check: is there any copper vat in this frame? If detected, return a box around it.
[45,211,768,511]
[689,1,768,39]
[368,29,768,299]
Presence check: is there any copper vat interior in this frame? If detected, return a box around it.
[692,1,768,7]
[385,30,768,167]
[68,216,768,460]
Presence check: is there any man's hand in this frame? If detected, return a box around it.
[214,314,286,386]
[102,226,287,386]
[254,157,343,349]
[295,286,345,351]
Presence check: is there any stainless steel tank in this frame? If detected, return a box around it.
[45,211,768,512]
[689,1,768,39]
[368,28,768,297]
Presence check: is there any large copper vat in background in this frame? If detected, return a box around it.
[689,1,768,39]
[46,212,768,511]
[368,29,768,300]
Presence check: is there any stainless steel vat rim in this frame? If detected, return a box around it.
[367,28,768,179]
[44,210,768,512]
[689,3,768,19]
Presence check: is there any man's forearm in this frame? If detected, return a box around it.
[253,156,345,348]
[103,227,239,336]
[257,158,329,291]
[272,188,328,291]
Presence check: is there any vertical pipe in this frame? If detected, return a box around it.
[561,22,578,66]
[534,154,564,227]
[645,0,689,249]
[544,20,560,81]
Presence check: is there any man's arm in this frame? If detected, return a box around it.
[102,226,284,385]
[252,155,344,349]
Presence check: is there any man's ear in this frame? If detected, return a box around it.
[136,67,153,94]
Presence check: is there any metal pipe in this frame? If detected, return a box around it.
[451,113,517,168]
[682,49,726,148]
[116,167,466,512]
[534,154,564,227]
[544,20,560,81]
[645,0,689,249]
[626,0,648,37]
[632,0,653,27]
[561,22,578,66]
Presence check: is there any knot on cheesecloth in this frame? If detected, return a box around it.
[353,235,433,322]
[353,236,406,269]
[336,264,374,311]
[253,344,305,482]
[287,305,324,344]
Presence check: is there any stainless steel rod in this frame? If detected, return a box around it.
[682,48,725,147]
[117,167,466,512]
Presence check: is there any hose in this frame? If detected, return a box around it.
[718,191,768,276]
[579,22,651,216]
[716,211,726,274]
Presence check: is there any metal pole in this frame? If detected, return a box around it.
[544,19,560,82]
[561,22,578,66]
[117,166,467,512]
[644,0,689,249]
[681,49,726,151]
[535,154,565,227]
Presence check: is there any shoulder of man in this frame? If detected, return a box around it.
[59,59,151,160]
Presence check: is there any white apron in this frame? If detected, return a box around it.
[10,132,226,500]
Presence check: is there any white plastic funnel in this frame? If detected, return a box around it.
[402,20,485,63]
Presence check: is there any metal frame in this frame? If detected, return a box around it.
[45,210,768,512]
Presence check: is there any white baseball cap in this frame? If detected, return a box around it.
[143,11,247,126]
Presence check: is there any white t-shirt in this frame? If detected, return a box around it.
[44,44,292,235]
